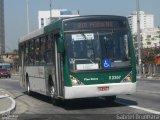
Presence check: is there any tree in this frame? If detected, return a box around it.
[141,47,160,64]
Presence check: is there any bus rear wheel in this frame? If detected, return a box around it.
[105,96,116,103]
[26,75,31,95]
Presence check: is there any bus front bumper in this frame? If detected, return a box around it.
[64,82,136,99]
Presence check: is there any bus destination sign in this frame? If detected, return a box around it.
[64,20,126,31]
[78,21,113,29]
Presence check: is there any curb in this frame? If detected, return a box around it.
[0,95,16,115]
[0,95,9,99]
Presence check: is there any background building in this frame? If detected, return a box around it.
[128,11,154,34]
[0,0,5,54]
[38,9,79,28]
[141,28,160,48]
[128,11,159,49]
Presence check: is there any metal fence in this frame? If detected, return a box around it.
[138,64,160,77]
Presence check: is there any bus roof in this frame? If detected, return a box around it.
[19,28,44,43]
[63,15,127,21]
[19,19,63,43]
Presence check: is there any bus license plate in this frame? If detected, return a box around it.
[98,86,109,91]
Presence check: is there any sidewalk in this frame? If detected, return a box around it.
[137,75,160,80]
[0,88,16,115]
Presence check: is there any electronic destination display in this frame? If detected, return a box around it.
[64,19,127,31]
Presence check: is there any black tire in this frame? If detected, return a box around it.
[26,75,31,95]
[49,80,58,105]
[105,96,116,103]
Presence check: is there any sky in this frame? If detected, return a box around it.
[4,0,160,52]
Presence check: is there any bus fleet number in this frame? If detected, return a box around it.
[109,76,121,80]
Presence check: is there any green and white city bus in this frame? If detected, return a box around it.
[19,15,136,103]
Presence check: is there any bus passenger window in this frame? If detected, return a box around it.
[40,37,46,65]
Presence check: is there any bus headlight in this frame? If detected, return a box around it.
[70,75,84,86]
[122,72,132,82]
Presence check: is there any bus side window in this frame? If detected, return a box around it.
[28,39,36,65]
[39,37,46,65]
[44,34,54,65]
[44,50,53,65]
[25,42,29,65]
[35,38,40,65]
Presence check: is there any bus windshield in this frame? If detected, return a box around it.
[65,29,131,71]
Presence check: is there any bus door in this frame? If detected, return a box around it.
[55,39,64,97]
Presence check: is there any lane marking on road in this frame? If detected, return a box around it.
[137,90,160,94]
[116,101,160,115]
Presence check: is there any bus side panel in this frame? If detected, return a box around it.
[26,66,47,95]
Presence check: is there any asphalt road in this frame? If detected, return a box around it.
[0,76,160,120]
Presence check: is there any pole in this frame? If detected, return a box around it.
[26,0,30,33]
[49,0,52,23]
[136,0,142,76]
